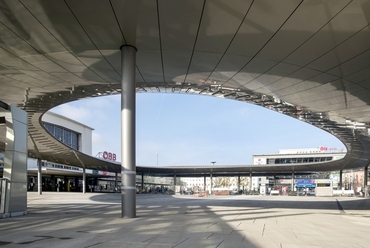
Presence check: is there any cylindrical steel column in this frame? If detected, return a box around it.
[339,170,343,189]
[204,175,206,192]
[249,171,252,192]
[38,159,42,195]
[120,45,137,218]
[364,166,368,197]
[291,171,295,192]
[238,174,241,193]
[210,171,213,195]
[82,168,86,194]
[141,172,144,192]
[174,172,177,194]
[115,172,118,193]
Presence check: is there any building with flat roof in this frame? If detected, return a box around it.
[25,112,117,193]
[251,147,347,195]
[253,146,346,165]
[42,112,94,155]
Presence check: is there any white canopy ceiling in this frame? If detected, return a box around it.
[1,0,370,173]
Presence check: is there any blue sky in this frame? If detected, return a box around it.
[51,93,345,166]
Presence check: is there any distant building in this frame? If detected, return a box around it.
[251,147,346,192]
[253,146,346,165]
[180,177,212,191]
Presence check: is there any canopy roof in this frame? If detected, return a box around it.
[1,0,370,174]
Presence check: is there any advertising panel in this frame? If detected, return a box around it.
[253,157,267,165]
[279,179,292,184]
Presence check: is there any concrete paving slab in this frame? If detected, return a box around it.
[1,193,370,247]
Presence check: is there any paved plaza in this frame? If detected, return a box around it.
[1,193,370,248]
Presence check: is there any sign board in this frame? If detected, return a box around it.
[253,157,267,165]
[103,151,116,161]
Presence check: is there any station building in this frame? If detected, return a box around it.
[24,112,118,192]
[16,112,173,194]
[179,147,348,196]
[252,147,347,195]
[253,147,346,166]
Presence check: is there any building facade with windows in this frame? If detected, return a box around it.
[253,147,346,165]
[42,111,94,155]
[26,112,103,192]
[251,147,347,194]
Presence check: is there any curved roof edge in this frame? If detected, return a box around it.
[25,97,370,175]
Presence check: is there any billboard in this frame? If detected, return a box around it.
[253,157,267,165]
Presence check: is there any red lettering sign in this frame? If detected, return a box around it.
[103,151,116,161]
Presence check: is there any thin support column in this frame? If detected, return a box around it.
[291,171,295,192]
[364,166,368,197]
[249,171,252,192]
[71,150,86,193]
[210,171,213,195]
[204,175,206,192]
[120,45,137,218]
[82,168,86,194]
[141,173,144,193]
[114,172,118,193]
[339,170,343,190]
[238,174,241,193]
[38,159,42,195]
[174,172,177,194]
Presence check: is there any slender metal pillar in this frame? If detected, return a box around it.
[114,172,118,193]
[141,173,144,192]
[291,171,295,192]
[339,170,343,189]
[237,174,241,193]
[82,168,86,194]
[38,159,42,195]
[204,175,206,192]
[364,166,368,197]
[174,172,177,194]
[210,171,213,195]
[120,45,137,218]
[249,171,252,191]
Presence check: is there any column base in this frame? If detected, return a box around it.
[0,210,27,219]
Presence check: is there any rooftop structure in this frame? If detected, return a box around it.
[1,0,370,218]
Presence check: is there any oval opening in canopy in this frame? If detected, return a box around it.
[50,93,345,166]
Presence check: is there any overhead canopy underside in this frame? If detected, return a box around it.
[1,0,370,174]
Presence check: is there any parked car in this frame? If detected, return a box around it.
[183,189,193,195]
[307,190,315,196]
[229,189,239,195]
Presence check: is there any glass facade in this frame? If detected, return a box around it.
[43,122,79,150]
[266,156,333,164]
